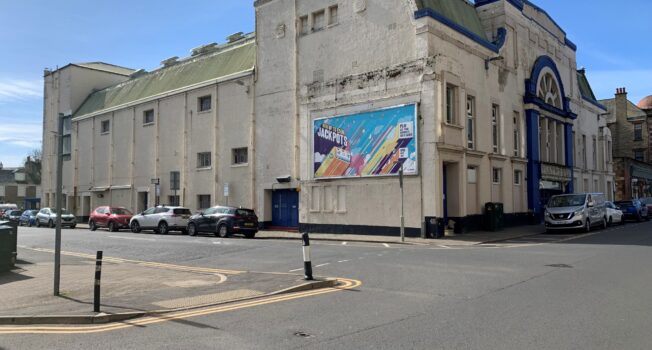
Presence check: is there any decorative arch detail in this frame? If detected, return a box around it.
[524,55,576,119]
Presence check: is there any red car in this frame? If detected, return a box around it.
[89,206,133,232]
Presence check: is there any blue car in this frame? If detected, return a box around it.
[19,209,38,227]
[614,200,649,222]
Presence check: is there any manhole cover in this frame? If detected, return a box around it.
[294,331,312,338]
[546,264,573,268]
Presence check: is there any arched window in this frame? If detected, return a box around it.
[537,72,562,109]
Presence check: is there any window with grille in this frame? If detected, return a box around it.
[143,109,155,125]
[198,96,212,112]
[198,195,211,210]
[197,152,211,168]
[232,147,248,165]
[466,96,475,149]
[101,120,110,134]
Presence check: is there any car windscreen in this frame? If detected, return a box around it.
[173,208,192,215]
[548,195,586,208]
[111,208,132,215]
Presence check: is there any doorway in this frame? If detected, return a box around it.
[272,190,299,228]
[138,192,148,213]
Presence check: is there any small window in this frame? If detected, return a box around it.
[232,147,248,165]
[197,152,211,168]
[328,5,338,25]
[492,168,501,184]
[312,10,325,31]
[101,120,110,134]
[514,170,522,185]
[467,166,477,184]
[446,84,457,124]
[143,109,155,125]
[198,96,212,112]
[198,195,211,210]
[170,171,180,190]
[513,112,521,157]
[492,104,500,153]
[168,196,180,206]
[634,150,645,162]
[466,96,475,149]
[299,16,309,35]
[634,124,643,141]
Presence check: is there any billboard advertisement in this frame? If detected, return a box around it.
[313,104,418,179]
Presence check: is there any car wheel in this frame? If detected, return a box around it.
[602,217,608,230]
[89,220,97,231]
[70,225,76,229]
[36,219,41,228]
[48,220,54,228]
[108,221,117,232]
[27,221,32,227]
[608,216,613,227]
[637,214,642,222]
[216,224,229,238]
[244,232,256,239]
[584,219,591,233]
[181,229,188,235]
[158,221,169,235]
[621,216,626,225]
[131,221,141,233]
[188,224,197,236]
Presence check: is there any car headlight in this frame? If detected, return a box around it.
[545,211,551,217]
[573,209,583,217]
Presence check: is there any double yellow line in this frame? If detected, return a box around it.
[0,278,361,334]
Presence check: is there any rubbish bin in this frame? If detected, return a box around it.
[424,217,445,239]
[435,218,445,238]
[0,222,17,272]
[483,202,504,231]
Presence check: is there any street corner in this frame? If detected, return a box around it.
[0,247,360,333]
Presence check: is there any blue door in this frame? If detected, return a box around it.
[272,190,299,228]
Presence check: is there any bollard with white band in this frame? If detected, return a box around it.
[94,251,103,313]
[302,233,313,280]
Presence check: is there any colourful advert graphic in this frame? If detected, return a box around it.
[313,104,417,178]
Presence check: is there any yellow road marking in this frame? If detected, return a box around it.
[19,246,244,275]
[0,278,361,334]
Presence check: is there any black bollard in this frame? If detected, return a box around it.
[302,233,313,280]
[94,251,103,313]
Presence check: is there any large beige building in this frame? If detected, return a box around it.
[42,0,613,235]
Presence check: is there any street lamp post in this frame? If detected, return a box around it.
[399,163,405,243]
[54,113,64,296]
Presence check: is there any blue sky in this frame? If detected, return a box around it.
[0,0,650,167]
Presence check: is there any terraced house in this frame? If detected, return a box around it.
[42,0,614,235]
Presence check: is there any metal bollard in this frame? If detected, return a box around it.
[302,233,313,281]
[94,251,103,313]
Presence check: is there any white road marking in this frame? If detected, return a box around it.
[108,235,156,242]
[288,268,303,272]
[341,242,347,245]
[337,260,349,263]
[383,243,390,248]
[315,263,330,268]
[212,241,222,245]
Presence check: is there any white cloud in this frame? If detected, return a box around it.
[585,69,652,103]
[0,122,42,149]
[0,79,43,103]
[314,152,325,163]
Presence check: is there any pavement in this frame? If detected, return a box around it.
[0,246,334,325]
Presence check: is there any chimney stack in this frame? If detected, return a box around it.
[616,87,627,95]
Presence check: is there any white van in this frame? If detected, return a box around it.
[544,193,607,232]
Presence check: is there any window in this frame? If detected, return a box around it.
[635,150,645,162]
[170,171,180,190]
[168,195,180,206]
[312,10,325,31]
[514,170,522,185]
[101,120,110,134]
[446,84,457,124]
[62,115,72,157]
[634,124,643,141]
[328,5,338,25]
[198,195,211,210]
[466,96,475,149]
[492,168,501,184]
[592,136,597,170]
[232,147,248,165]
[467,167,477,184]
[299,16,309,35]
[143,109,155,125]
[582,135,587,169]
[197,152,211,168]
[492,104,500,153]
[513,112,521,157]
[198,95,212,112]
[607,140,612,162]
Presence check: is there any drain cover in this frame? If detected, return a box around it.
[546,264,573,268]
[294,331,312,338]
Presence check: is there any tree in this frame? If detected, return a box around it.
[24,148,42,184]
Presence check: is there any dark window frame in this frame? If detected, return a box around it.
[198,95,212,112]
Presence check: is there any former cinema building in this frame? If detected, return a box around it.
[42,0,614,235]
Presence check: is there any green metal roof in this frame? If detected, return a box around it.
[416,0,488,40]
[74,40,255,118]
[576,70,597,102]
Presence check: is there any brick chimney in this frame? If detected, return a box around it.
[615,87,628,122]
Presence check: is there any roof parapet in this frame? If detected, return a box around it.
[191,43,219,56]
[160,56,180,67]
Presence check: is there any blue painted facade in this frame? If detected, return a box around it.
[524,55,575,219]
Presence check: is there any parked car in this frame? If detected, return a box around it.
[614,200,649,222]
[35,207,77,228]
[19,210,39,226]
[5,210,22,222]
[544,193,607,232]
[89,206,134,232]
[640,198,652,217]
[129,206,191,234]
[605,202,624,226]
[187,206,259,238]
[0,204,18,218]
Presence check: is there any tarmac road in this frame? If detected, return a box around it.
[3,221,652,349]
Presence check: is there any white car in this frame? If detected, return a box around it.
[605,201,624,226]
[129,206,191,234]
[35,207,77,228]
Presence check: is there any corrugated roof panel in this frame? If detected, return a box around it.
[74,41,255,118]
[416,0,488,40]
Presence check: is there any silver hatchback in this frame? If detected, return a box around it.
[129,206,191,234]
[35,207,77,228]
